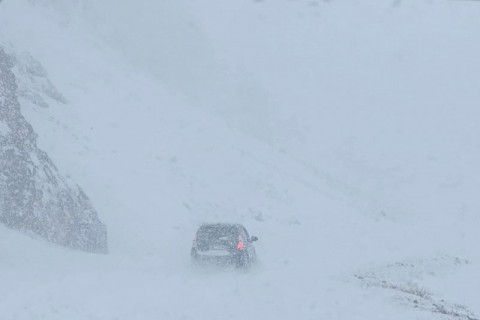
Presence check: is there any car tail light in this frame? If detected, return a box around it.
[237,236,243,250]
[236,235,245,250]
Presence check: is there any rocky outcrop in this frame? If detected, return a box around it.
[0,47,107,253]
[11,52,68,108]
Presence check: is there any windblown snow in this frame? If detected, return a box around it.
[1,0,479,319]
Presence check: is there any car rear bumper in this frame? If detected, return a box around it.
[192,249,240,265]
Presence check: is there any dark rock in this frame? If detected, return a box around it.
[0,47,107,253]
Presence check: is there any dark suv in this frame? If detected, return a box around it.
[191,223,258,268]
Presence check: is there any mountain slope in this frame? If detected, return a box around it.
[0,47,107,253]
[0,0,479,319]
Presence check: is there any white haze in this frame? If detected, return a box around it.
[1,0,480,319]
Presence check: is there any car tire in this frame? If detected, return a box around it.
[236,253,249,268]
[191,248,199,261]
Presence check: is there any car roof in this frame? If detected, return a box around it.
[199,223,244,229]
[201,222,243,227]
[197,223,247,232]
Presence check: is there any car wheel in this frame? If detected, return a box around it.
[236,253,249,268]
[191,248,199,260]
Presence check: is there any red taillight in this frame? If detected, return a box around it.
[237,241,244,250]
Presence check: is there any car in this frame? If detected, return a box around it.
[191,223,258,268]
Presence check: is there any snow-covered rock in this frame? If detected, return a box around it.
[0,47,107,253]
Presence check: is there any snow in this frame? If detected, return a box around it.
[0,121,9,135]
[1,0,480,319]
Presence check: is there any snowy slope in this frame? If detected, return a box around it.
[1,0,480,319]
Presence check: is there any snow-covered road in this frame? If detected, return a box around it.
[1,0,480,319]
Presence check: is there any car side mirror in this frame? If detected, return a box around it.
[250,236,258,242]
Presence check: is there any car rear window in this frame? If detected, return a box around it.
[197,225,238,243]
